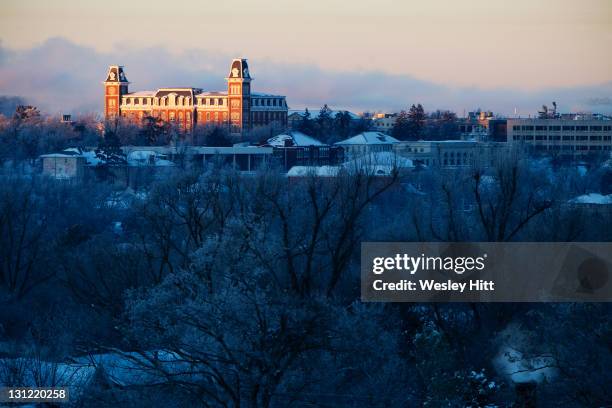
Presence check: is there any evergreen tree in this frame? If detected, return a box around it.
[297,108,316,135]
[95,129,126,166]
[316,104,334,141]
[407,103,426,140]
[334,111,352,141]
[94,128,126,182]
[206,126,232,147]
[140,115,170,146]
[391,110,411,140]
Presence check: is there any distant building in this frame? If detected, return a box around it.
[458,110,507,142]
[121,146,274,172]
[40,151,86,180]
[287,151,414,179]
[104,59,288,135]
[394,140,507,168]
[265,131,344,170]
[61,114,74,124]
[334,132,400,159]
[371,113,397,133]
[126,150,174,167]
[507,117,612,156]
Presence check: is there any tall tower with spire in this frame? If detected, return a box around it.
[103,65,129,119]
[226,59,251,134]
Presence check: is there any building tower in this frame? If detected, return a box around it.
[226,59,251,134]
[103,65,129,120]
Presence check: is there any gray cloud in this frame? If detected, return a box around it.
[0,37,611,117]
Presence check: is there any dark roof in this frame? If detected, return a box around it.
[154,88,200,98]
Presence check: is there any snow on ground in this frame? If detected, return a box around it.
[493,324,557,384]
[127,150,174,167]
[493,346,557,384]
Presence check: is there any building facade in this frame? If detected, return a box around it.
[104,59,288,135]
[507,117,612,155]
[334,132,400,159]
[371,113,397,133]
[394,140,507,168]
[40,152,86,180]
[264,131,344,170]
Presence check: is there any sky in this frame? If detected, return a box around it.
[0,0,611,115]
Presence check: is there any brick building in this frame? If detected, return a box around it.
[103,59,288,135]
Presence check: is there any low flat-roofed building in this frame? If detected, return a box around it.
[394,140,507,168]
[507,117,612,156]
[40,152,87,180]
[264,131,343,170]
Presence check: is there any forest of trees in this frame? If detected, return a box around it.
[0,106,611,407]
[0,115,610,406]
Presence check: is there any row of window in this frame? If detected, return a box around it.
[534,145,612,151]
[198,98,225,106]
[513,135,612,141]
[119,108,287,126]
[295,147,330,159]
[443,157,472,166]
[199,111,228,122]
[252,111,286,122]
[512,125,612,132]
[443,151,475,158]
[252,98,285,107]
[121,97,287,108]
[404,147,426,153]
[123,97,197,107]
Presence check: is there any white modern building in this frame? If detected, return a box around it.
[507,117,612,156]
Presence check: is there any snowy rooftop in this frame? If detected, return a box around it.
[125,91,156,97]
[287,152,413,178]
[40,148,103,166]
[252,92,285,98]
[287,165,340,177]
[267,131,325,147]
[570,193,612,205]
[196,91,228,97]
[127,150,174,167]
[335,132,400,146]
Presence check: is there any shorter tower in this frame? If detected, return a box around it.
[104,65,129,120]
[226,59,251,134]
